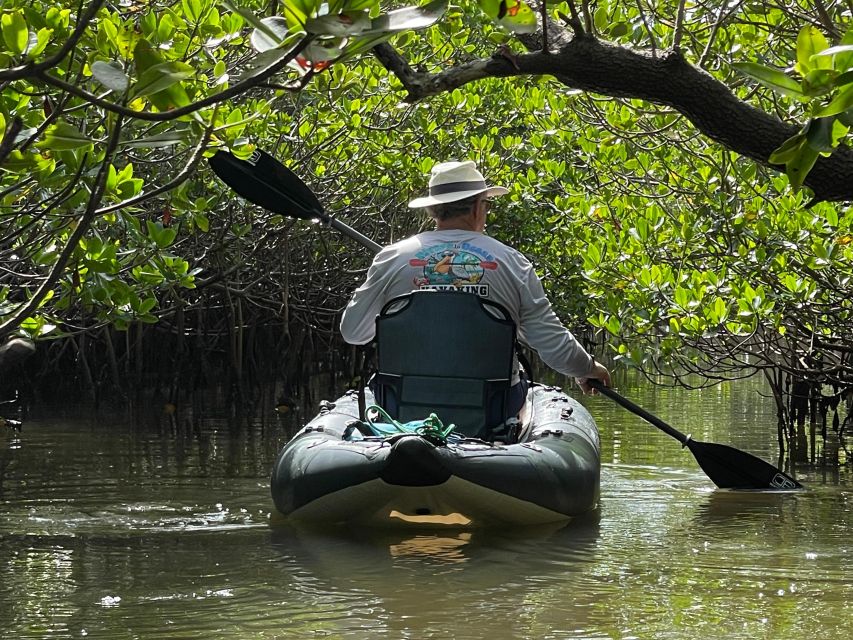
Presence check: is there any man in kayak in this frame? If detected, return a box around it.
[340,160,611,419]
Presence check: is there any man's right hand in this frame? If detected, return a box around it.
[576,361,611,395]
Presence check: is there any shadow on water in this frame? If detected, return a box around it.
[693,488,804,527]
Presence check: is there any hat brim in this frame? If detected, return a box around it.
[408,186,508,208]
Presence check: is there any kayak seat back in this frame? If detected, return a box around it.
[373,291,516,438]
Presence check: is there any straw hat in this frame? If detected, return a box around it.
[408,161,508,208]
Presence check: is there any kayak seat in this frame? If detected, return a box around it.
[372,290,516,439]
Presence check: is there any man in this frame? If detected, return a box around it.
[340,160,611,416]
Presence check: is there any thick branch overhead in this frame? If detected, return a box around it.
[373,33,853,204]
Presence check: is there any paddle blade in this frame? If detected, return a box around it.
[208,149,325,221]
[686,439,802,490]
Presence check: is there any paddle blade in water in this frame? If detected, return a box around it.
[686,439,802,490]
[208,149,325,221]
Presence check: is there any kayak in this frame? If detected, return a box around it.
[270,383,600,527]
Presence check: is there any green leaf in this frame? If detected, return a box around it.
[157,13,176,42]
[835,28,853,74]
[138,297,157,313]
[609,23,629,38]
[731,62,804,99]
[836,70,853,88]
[105,163,118,192]
[605,315,621,335]
[181,0,204,23]
[802,68,836,97]
[805,117,835,153]
[810,44,853,64]
[130,39,190,110]
[35,122,94,151]
[130,61,194,98]
[712,297,727,323]
[796,25,830,74]
[1,11,28,55]
[194,212,210,232]
[814,84,853,117]
[769,134,805,164]
[26,27,52,58]
[283,0,309,29]
[786,143,819,190]
[146,220,177,248]
[123,129,191,149]
[91,60,129,92]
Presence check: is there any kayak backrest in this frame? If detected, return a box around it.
[373,290,516,438]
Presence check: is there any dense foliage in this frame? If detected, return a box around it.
[0,1,851,446]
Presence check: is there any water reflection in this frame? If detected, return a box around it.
[1,377,851,639]
[266,516,603,639]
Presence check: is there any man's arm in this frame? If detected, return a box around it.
[339,247,400,344]
[515,257,610,390]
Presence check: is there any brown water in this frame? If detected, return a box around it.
[1,377,850,639]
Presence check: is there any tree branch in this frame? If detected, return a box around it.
[0,115,124,339]
[372,36,853,203]
[34,34,314,122]
[0,117,23,165]
[672,0,687,51]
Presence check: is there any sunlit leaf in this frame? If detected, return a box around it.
[35,122,94,151]
[796,25,830,75]
[814,84,853,117]
[26,27,52,58]
[1,11,28,56]
[731,62,804,99]
[809,44,853,62]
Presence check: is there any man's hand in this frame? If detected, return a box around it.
[576,361,611,395]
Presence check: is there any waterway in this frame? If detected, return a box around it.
[1,376,850,639]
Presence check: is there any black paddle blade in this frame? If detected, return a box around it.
[686,439,803,490]
[208,149,325,221]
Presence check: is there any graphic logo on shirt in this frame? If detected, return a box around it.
[409,241,498,296]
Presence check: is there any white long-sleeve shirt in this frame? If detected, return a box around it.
[339,230,595,381]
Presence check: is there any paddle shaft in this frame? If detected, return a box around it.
[587,378,689,445]
[326,216,383,253]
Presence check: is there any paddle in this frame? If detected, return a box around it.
[587,379,802,490]
[209,148,803,491]
[208,149,382,253]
